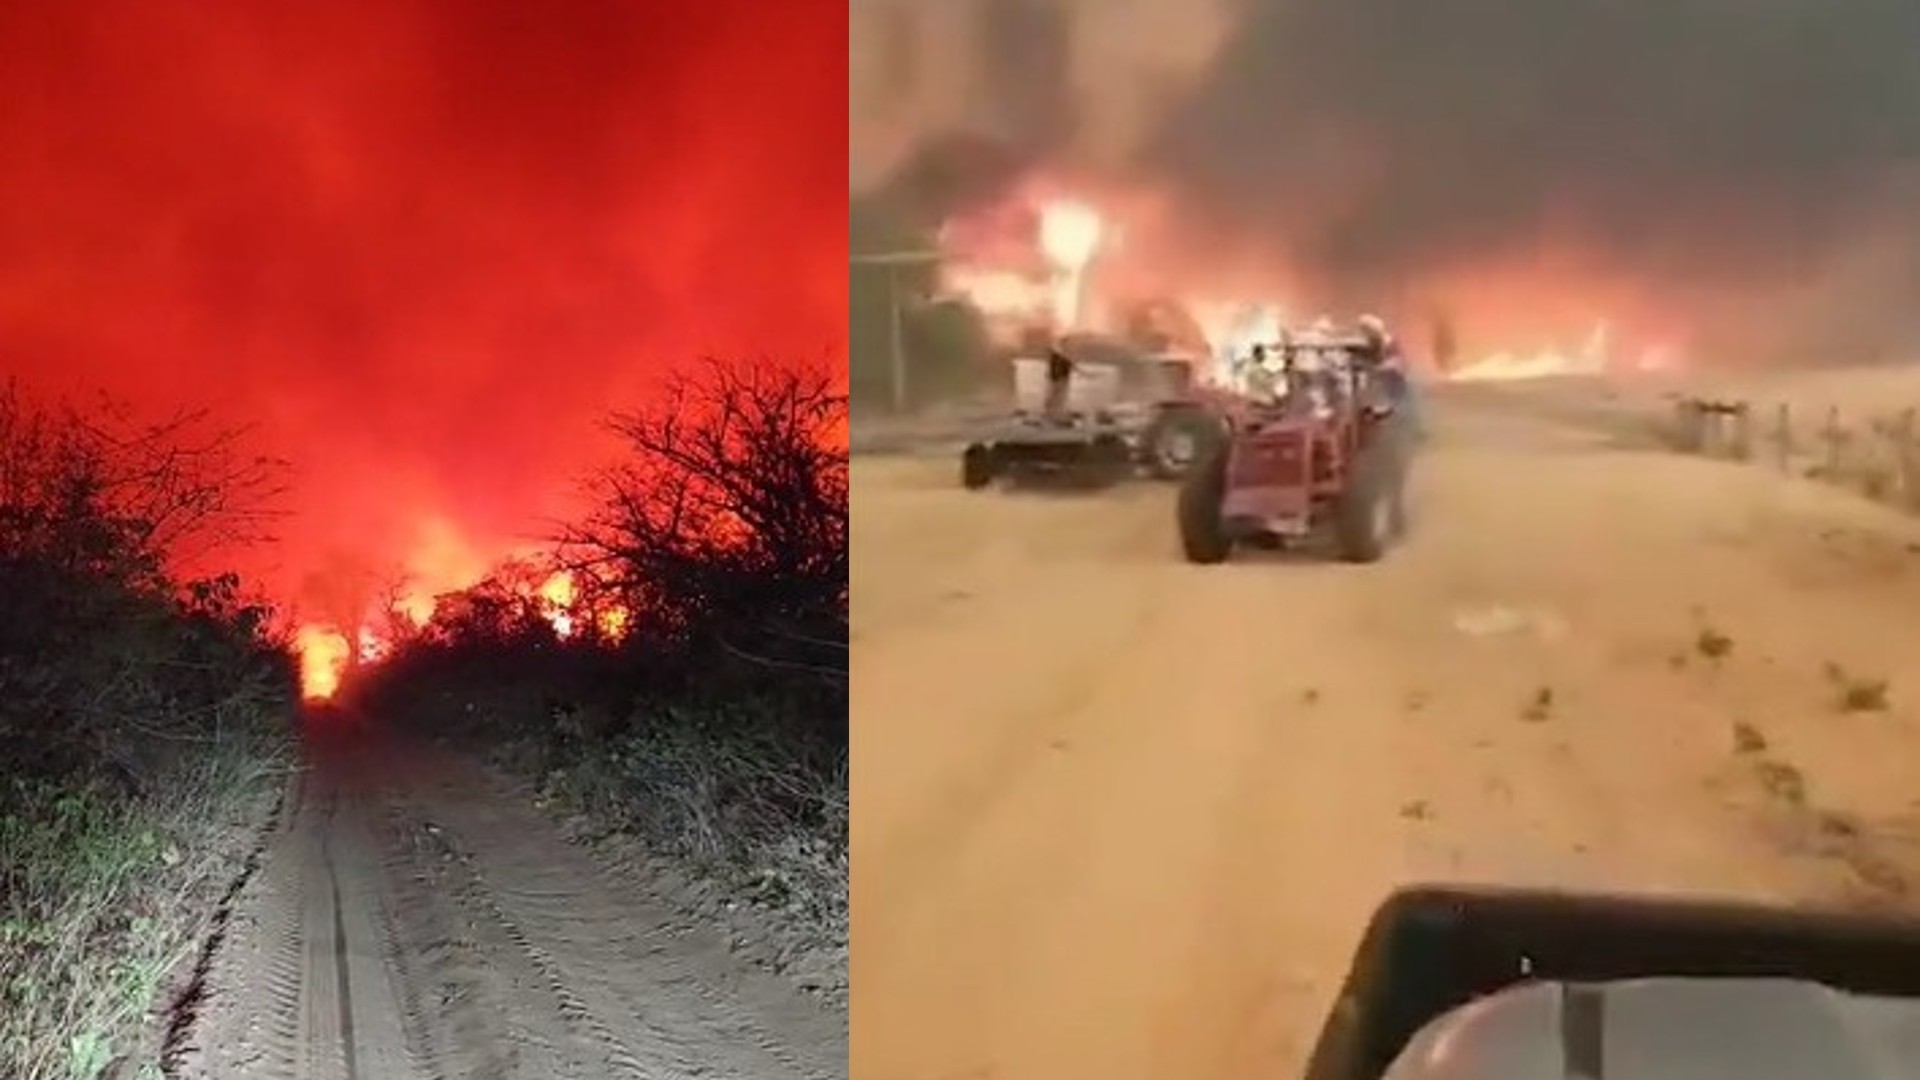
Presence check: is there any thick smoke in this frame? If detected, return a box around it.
[2,1,844,612]
[855,0,1920,358]
[850,0,1232,193]
[1146,0,1920,287]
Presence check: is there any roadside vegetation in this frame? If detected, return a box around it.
[350,358,851,995]
[0,383,297,1080]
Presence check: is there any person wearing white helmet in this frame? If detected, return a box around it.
[1355,313,1408,383]
[1357,313,1398,364]
[1354,312,1423,440]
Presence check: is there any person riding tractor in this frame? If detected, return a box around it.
[1043,346,1075,422]
[1355,313,1419,426]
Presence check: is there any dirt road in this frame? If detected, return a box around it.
[165,733,846,1080]
[853,385,1920,1080]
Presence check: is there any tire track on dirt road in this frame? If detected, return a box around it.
[167,735,846,1080]
[392,762,843,1080]
[176,764,428,1080]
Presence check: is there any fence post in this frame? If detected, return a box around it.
[1773,402,1792,471]
[1822,406,1843,476]
[1899,407,1920,510]
[1674,398,1704,453]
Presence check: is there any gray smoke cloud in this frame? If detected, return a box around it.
[850,0,1231,198]
[1145,0,1920,288]
[853,0,1920,360]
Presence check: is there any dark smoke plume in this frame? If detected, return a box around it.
[856,0,1920,357]
[853,0,1078,222]
[971,0,1078,157]
[1144,0,1920,291]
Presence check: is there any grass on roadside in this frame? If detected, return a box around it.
[0,733,291,1080]
[0,379,301,1078]
[358,652,849,998]
[527,696,848,952]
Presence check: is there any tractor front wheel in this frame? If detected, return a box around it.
[1177,440,1234,564]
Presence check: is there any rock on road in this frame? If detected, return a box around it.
[852,383,1920,1080]
[167,733,847,1080]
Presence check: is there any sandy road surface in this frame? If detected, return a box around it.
[166,731,846,1080]
[853,386,1920,1080]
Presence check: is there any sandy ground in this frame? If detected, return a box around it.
[852,382,1920,1080]
[166,732,847,1080]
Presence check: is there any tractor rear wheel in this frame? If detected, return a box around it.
[1332,416,1409,563]
[1177,440,1234,564]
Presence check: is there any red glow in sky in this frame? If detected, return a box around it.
[0,1,847,621]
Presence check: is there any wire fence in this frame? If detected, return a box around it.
[1671,395,1920,513]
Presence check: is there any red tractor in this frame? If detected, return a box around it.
[1177,332,1417,564]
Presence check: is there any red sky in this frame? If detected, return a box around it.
[0,1,847,620]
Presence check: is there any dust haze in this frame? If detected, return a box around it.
[852,0,1920,363]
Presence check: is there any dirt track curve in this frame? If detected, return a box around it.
[165,731,846,1080]
[853,382,1920,1080]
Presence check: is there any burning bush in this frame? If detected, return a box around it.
[567,360,847,722]
[0,381,296,1079]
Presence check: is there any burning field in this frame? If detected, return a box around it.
[1,4,848,1078]
[907,172,1683,387]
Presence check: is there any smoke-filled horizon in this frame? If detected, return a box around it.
[4,2,845,620]
[852,0,1920,359]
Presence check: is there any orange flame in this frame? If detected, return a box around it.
[292,553,622,701]
[932,179,1688,387]
[538,570,577,639]
[1038,199,1104,271]
[295,624,352,701]
[940,191,1116,340]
